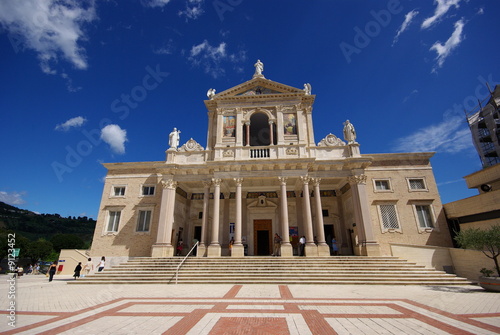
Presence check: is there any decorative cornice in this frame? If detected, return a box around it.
[178,138,204,152]
[348,175,367,185]
[318,134,346,147]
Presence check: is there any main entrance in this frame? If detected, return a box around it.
[253,219,272,256]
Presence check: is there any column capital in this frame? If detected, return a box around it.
[212,178,222,186]
[348,174,367,185]
[278,176,288,185]
[311,177,321,186]
[300,175,311,185]
[245,121,251,126]
[234,178,244,186]
[161,179,177,189]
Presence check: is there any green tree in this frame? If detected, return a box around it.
[50,234,85,252]
[26,239,54,263]
[455,225,500,276]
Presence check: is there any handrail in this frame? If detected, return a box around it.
[175,241,199,284]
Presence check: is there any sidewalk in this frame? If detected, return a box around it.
[0,273,499,334]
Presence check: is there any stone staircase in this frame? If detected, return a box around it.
[69,256,472,285]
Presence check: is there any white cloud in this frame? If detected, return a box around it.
[188,40,246,78]
[0,0,97,74]
[393,10,419,45]
[100,124,127,154]
[402,89,419,103]
[0,191,26,206]
[430,19,465,70]
[142,0,171,8]
[421,0,461,29]
[178,0,205,20]
[393,115,473,154]
[55,116,87,131]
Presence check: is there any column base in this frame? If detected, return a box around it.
[197,244,207,257]
[151,244,174,258]
[363,242,381,256]
[231,244,245,257]
[207,244,221,257]
[305,243,318,257]
[317,243,330,257]
[280,243,293,257]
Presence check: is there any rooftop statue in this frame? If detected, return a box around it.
[304,83,312,95]
[253,59,264,78]
[207,88,216,99]
[169,127,181,150]
[343,120,357,144]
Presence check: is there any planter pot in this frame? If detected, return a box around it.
[478,276,500,292]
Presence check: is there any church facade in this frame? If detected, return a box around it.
[89,63,454,261]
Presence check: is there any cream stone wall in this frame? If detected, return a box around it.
[90,173,161,258]
[365,159,453,256]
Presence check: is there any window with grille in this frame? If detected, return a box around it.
[142,186,155,196]
[107,211,121,232]
[136,210,152,232]
[379,204,399,230]
[374,180,390,191]
[416,205,433,228]
[408,178,426,190]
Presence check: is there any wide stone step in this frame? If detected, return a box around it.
[69,256,472,285]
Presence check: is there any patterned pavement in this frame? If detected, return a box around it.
[1,274,499,334]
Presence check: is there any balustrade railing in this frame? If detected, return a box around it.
[250,147,270,158]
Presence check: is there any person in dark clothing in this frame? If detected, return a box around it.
[48,262,57,282]
[73,262,82,279]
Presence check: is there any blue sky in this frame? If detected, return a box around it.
[0,0,499,219]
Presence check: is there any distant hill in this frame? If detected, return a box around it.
[0,202,96,243]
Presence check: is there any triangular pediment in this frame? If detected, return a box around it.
[214,77,306,98]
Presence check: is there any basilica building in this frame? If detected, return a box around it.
[90,62,454,262]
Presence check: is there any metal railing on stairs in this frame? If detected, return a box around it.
[175,241,199,284]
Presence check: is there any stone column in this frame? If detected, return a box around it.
[207,178,222,257]
[245,122,250,146]
[301,176,318,257]
[311,178,330,256]
[269,120,274,145]
[278,177,293,257]
[151,178,177,257]
[348,174,381,256]
[197,180,211,257]
[232,178,245,257]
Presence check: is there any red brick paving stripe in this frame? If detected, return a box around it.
[400,299,500,334]
[302,310,337,335]
[389,303,477,335]
[163,308,210,335]
[223,285,243,299]
[460,313,500,318]
[0,298,129,335]
[34,301,137,335]
[279,285,293,299]
[210,317,290,335]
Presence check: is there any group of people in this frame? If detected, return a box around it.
[14,263,41,277]
[46,256,106,282]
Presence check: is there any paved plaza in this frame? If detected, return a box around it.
[1,274,499,334]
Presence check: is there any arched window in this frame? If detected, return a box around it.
[244,113,276,146]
